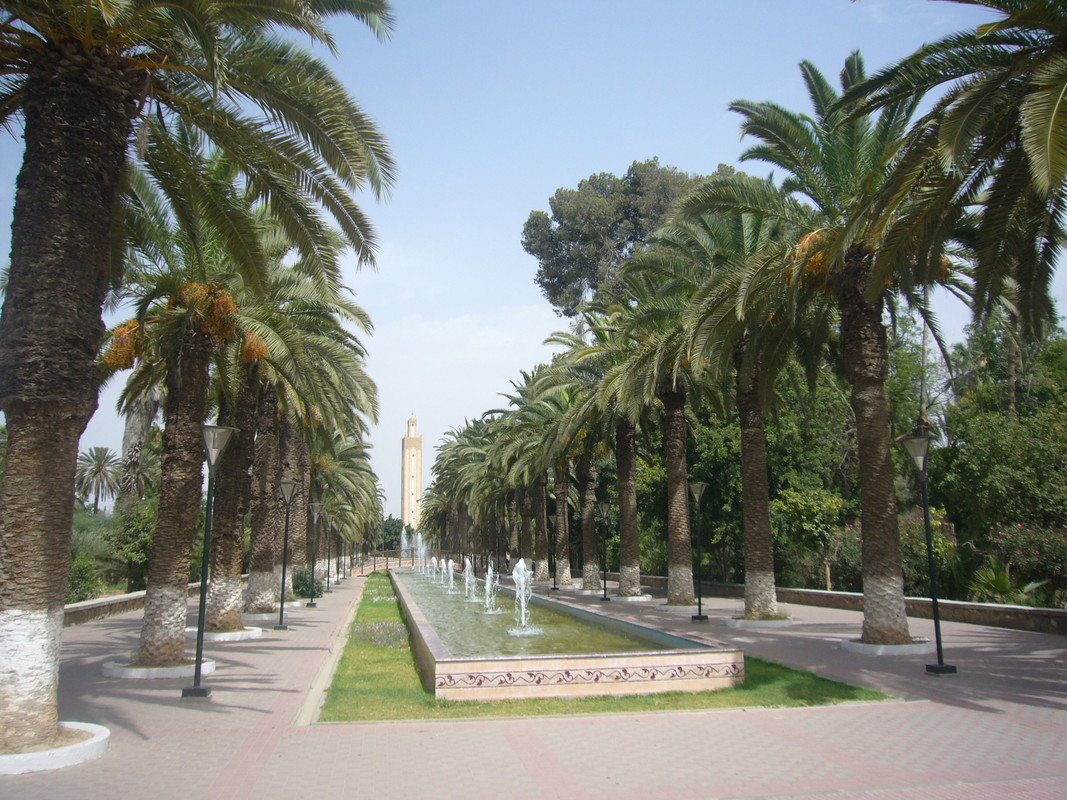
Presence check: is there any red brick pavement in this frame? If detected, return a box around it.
[3,571,1066,800]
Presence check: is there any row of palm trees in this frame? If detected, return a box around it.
[0,0,396,753]
[423,4,1066,651]
[105,128,384,665]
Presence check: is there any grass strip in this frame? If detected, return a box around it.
[319,572,887,722]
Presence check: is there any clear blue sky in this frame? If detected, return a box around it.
[4,0,1059,519]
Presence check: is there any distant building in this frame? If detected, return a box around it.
[401,415,423,529]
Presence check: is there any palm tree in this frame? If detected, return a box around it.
[234,261,378,617]
[75,447,121,514]
[839,1,1066,336]
[0,0,395,750]
[206,221,377,629]
[677,54,942,644]
[598,254,717,605]
[664,194,834,619]
[547,315,644,596]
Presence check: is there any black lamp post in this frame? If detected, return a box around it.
[597,502,611,602]
[274,480,298,631]
[900,426,956,676]
[548,513,559,590]
[183,424,237,700]
[307,502,322,608]
[323,514,333,593]
[690,481,709,623]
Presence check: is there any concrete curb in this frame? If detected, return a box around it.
[292,578,366,726]
[0,722,110,775]
[101,658,216,679]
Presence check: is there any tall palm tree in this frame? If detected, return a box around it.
[677,54,942,644]
[547,315,645,595]
[0,0,395,750]
[664,194,834,619]
[75,447,121,514]
[839,1,1066,336]
[208,226,377,629]
[598,254,717,605]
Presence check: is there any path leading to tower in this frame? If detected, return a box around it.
[2,570,1065,800]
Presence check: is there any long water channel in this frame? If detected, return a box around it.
[396,569,682,659]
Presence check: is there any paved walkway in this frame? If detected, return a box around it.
[3,570,1066,800]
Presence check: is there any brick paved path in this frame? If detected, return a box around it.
[3,572,1066,799]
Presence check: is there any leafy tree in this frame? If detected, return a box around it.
[108,495,158,593]
[771,488,843,591]
[522,159,703,315]
[382,515,404,550]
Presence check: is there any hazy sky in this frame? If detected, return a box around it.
[4,0,1061,519]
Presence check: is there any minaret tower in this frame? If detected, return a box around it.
[401,415,423,529]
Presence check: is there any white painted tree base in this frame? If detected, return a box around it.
[726,617,794,629]
[0,722,110,775]
[613,594,655,602]
[184,627,263,642]
[841,637,935,655]
[101,659,216,679]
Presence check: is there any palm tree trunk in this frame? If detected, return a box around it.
[520,492,532,563]
[278,414,302,598]
[577,453,599,590]
[137,325,214,666]
[0,45,136,751]
[836,247,911,645]
[616,417,642,595]
[205,372,256,632]
[662,388,695,604]
[118,388,161,504]
[532,477,550,581]
[507,491,519,565]
[735,349,779,619]
[245,384,281,613]
[0,406,85,752]
[553,464,572,584]
[290,428,309,575]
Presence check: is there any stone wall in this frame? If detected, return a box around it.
[607,573,1067,636]
[63,578,248,627]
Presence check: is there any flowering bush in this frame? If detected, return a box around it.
[985,523,1067,604]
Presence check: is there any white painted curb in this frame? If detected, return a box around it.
[0,722,110,775]
[184,626,263,641]
[841,637,936,655]
[726,617,794,629]
[101,659,216,679]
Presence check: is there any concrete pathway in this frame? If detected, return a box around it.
[2,572,1066,800]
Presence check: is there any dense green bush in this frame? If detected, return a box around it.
[292,565,324,598]
[66,552,103,603]
[984,524,1067,606]
[109,496,157,591]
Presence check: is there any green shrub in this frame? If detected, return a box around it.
[292,565,324,598]
[66,552,103,603]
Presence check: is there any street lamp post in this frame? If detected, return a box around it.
[183,424,238,700]
[324,515,333,593]
[901,426,957,676]
[274,480,298,631]
[690,481,709,623]
[597,502,610,602]
[307,502,322,608]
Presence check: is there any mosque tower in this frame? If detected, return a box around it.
[401,415,423,529]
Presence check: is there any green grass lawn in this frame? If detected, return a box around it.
[319,572,888,722]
